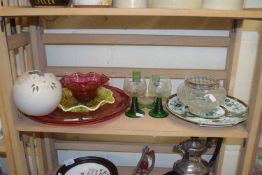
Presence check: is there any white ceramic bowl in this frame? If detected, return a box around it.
[203,0,243,10]
[113,0,147,8]
[73,0,112,6]
[13,70,62,116]
[148,0,202,9]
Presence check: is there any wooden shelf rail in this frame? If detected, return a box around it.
[16,112,248,139]
[1,8,262,18]
[0,140,6,153]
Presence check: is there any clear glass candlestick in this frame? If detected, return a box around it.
[123,72,146,118]
[148,75,172,118]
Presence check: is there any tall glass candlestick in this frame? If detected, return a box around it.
[148,75,172,118]
[123,72,146,118]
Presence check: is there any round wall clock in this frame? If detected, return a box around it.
[56,156,119,175]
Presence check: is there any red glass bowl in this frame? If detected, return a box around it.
[26,85,130,126]
[60,72,109,103]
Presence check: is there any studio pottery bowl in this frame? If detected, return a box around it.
[13,70,62,116]
[60,72,109,103]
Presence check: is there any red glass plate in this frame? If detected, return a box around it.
[26,85,130,126]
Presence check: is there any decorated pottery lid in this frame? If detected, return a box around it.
[56,156,119,175]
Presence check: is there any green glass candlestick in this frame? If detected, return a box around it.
[149,97,168,118]
[125,97,145,118]
[124,71,146,118]
[148,75,171,118]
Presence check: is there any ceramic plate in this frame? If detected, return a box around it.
[56,156,118,175]
[26,85,130,126]
[58,87,115,113]
[166,94,248,127]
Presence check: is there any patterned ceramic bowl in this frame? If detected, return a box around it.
[73,0,112,7]
[13,70,62,116]
[113,0,147,8]
[60,72,109,103]
[203,0,243,10]
[148,0,202,9]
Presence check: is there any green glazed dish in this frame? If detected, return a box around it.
[59,86,115,113]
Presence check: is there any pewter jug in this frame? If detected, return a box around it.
[173,137,210,175]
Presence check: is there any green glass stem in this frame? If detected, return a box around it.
[147,97,156,109]
[149,97,168,118]
[138,102,146,109]
[125,96,145,118]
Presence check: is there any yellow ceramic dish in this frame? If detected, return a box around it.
[59,86,115,113]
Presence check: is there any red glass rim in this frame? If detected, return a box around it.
[60,72,109,85]
[60,72,110,103]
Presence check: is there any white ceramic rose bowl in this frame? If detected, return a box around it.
[203,0,243,10]
[148,0,202,9]
[13,70,62,116]
[113,0,147,8]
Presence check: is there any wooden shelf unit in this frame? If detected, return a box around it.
[0,5,262,175]
[1,8,262,18]
[0,140,6,154]
[0,87,16,174]
[16,112,248,138]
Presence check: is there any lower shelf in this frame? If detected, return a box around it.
[16,111,248,140]
[48,166,172,175]
[48,165,215,175]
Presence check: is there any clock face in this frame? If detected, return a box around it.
[56,157,118,175]
[65,163,110,175]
